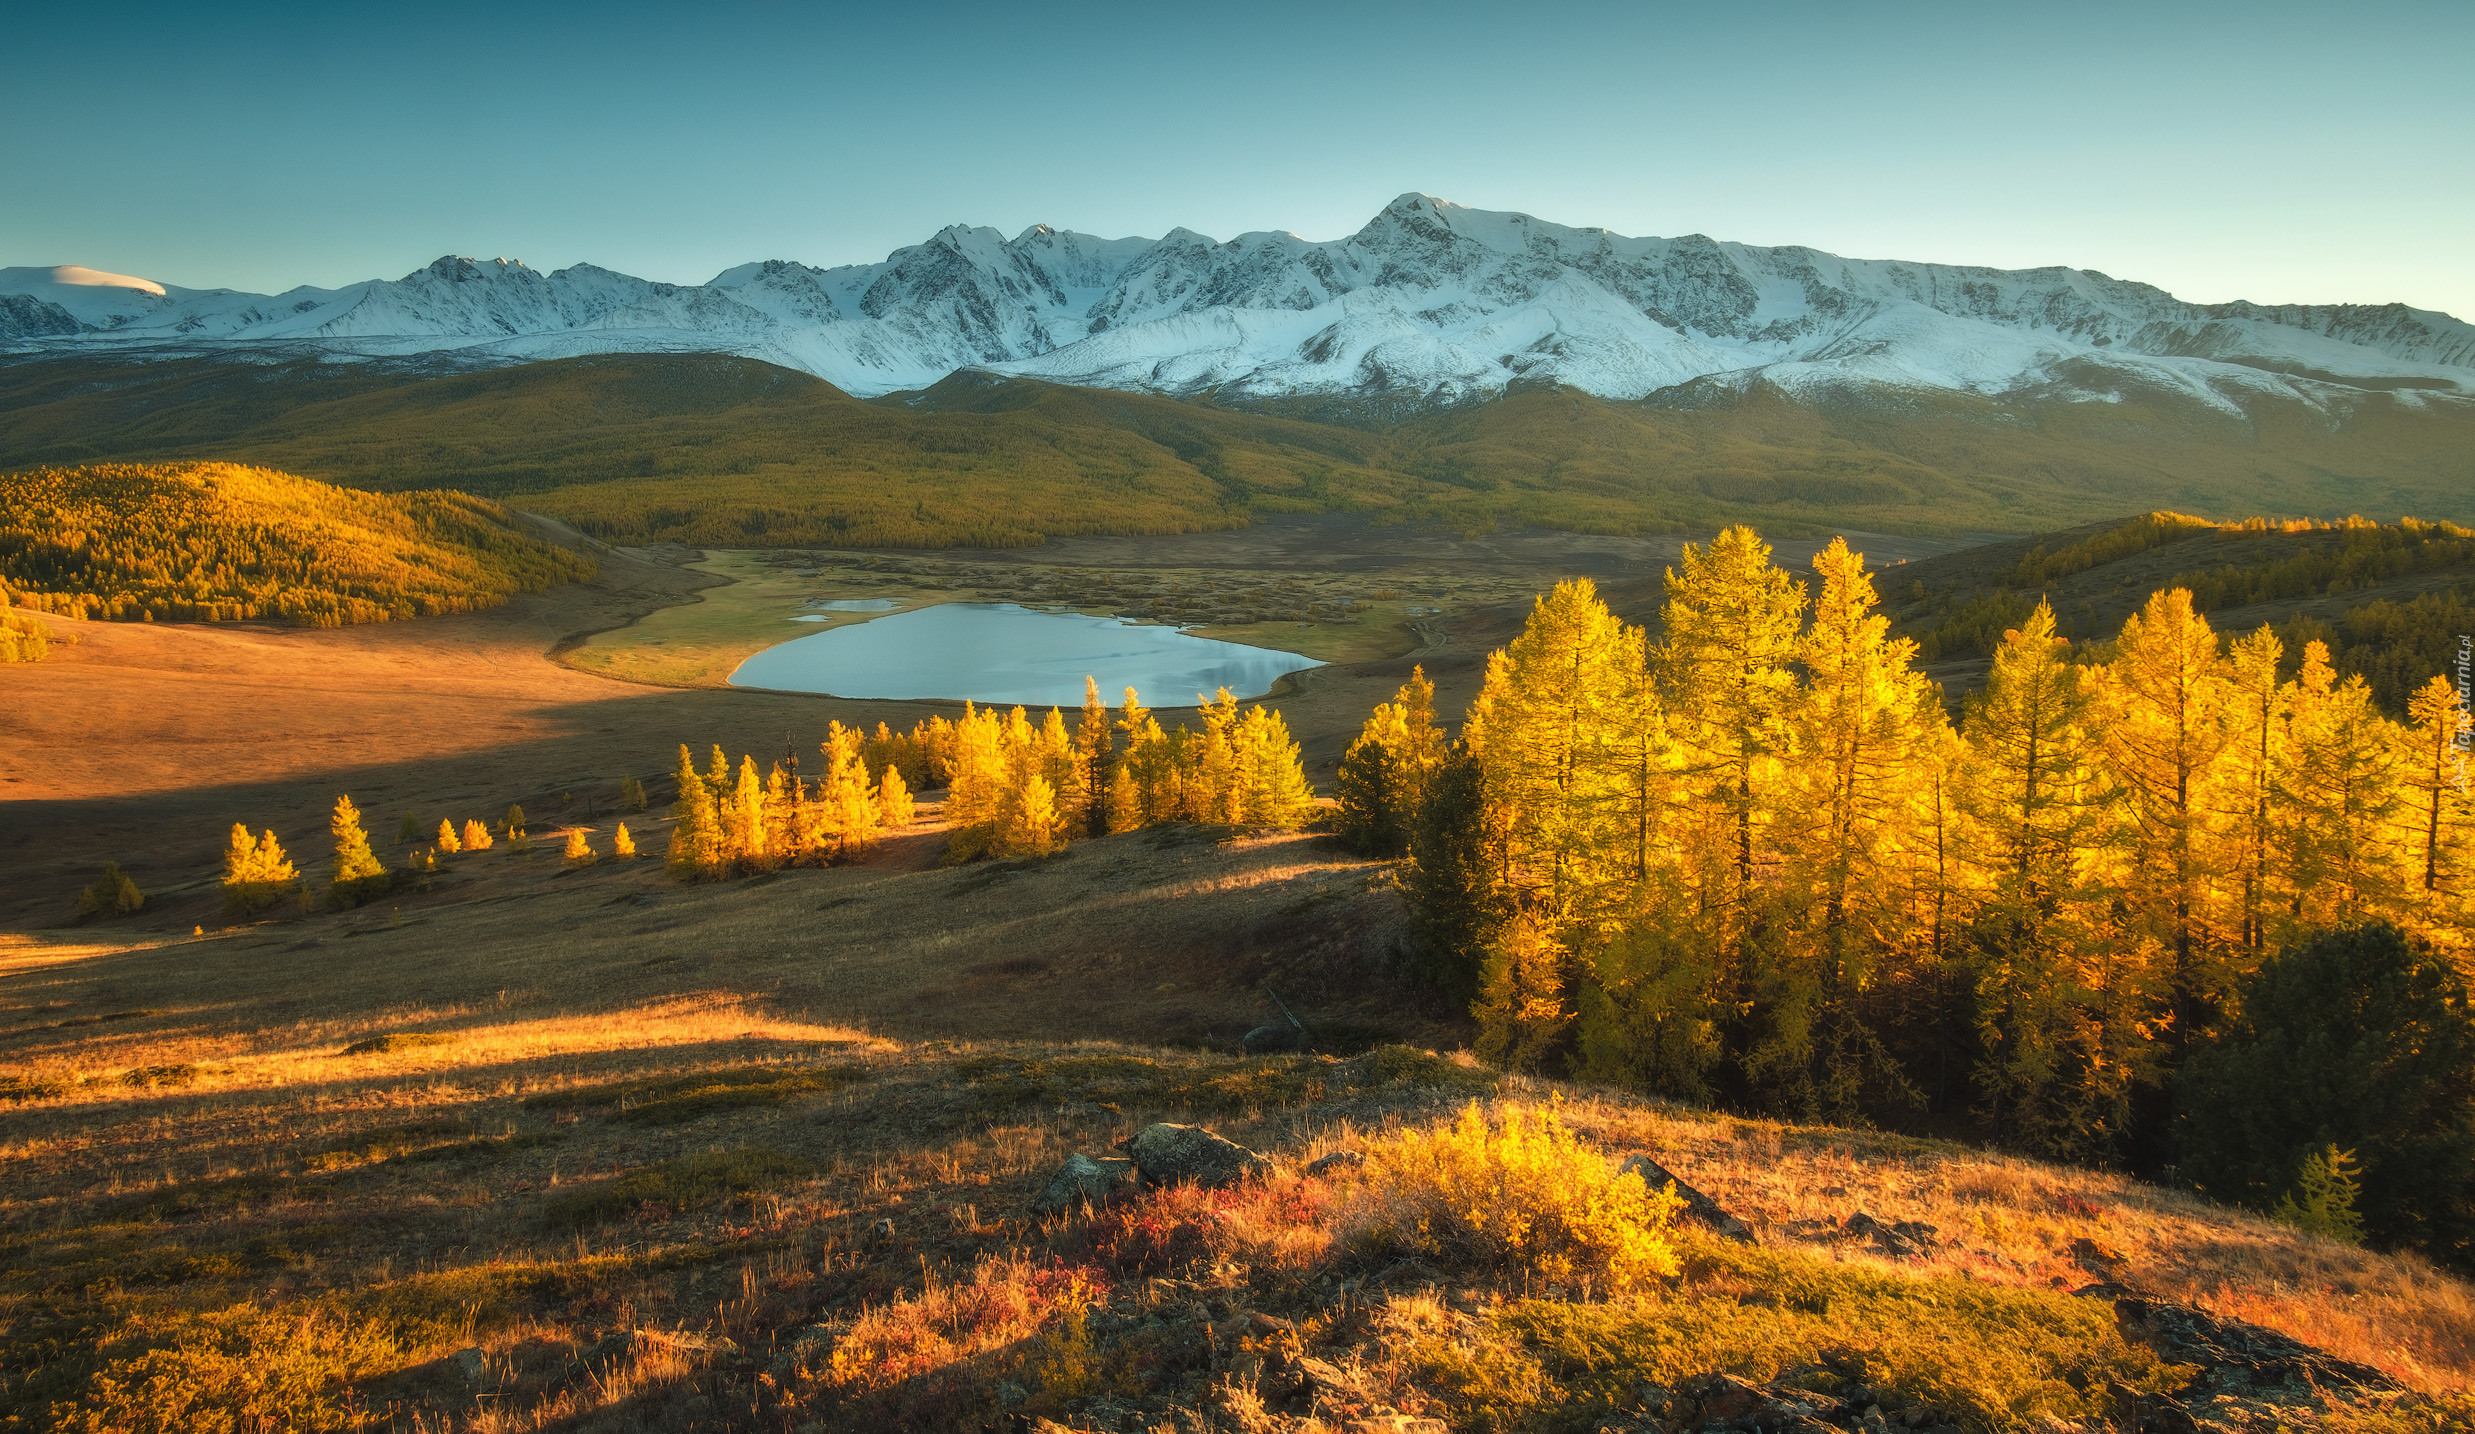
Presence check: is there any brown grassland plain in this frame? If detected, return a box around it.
[5,519,2473,1432]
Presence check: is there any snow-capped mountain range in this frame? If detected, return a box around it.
[7,194,2471,414]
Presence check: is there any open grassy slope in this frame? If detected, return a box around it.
[6,813,2471,1432]
[4,352,2469,548]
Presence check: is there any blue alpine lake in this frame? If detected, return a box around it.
[729,602,1319,706]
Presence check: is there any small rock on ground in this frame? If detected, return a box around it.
[1032,1152,1135,1213]
[1306,1149,1366,1177]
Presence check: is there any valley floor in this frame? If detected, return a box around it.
[9,517,2468,1432]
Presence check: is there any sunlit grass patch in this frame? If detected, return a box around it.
[545,1146,809,1225]
[51,1302,409,1434]
[952,1044,1495,1128]
[300,1118,473,1170]
[1387,1233,2183,1433]
[522,1061,869,1124]
[1077,1176,1337,1279]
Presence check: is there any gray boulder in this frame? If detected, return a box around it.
[1031,1153,1133,1213]
[1242,1023,1304,1054]
[1620,1153,1758,1244]
[1126,1122,1272,1188]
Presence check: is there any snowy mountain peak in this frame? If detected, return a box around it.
[9,197,2471,409]
[414,255,540,284]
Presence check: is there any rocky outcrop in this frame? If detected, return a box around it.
[2110,1293,2400,1394]
[1594,1361,1975,1434]
[1619,1154,1757,1244]
[1125,1122,1272,1188]
[2080,1289,2411,1433]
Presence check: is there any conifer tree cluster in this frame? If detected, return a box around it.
[1359,527,2475,1163]
[221,825,299,916]
[870,678,1314,861]
[665,722,909,879]
[0,597,54,662]
[76,863,144,917]
[667,678,1318,876]
[0,462,595,626]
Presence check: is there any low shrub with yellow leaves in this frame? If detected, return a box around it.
[1343,1100,1683,1292]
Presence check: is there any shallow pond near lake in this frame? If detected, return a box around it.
[729,602,1319,706]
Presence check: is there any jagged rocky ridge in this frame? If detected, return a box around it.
[6,195,2471,416]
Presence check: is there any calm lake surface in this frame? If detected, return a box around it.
[730,602,1319,706]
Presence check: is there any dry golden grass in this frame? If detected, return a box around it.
[1546,1097,2475,1394]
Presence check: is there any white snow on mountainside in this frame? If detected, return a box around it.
[7,195,2471,415]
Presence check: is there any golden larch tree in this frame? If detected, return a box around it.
[1462,578,1646,925]
[2219,625,2288,954]
[2398,674,2474,948]
[2279,641,2404,927]
[1656,527,1805,924]
[2099,588,2235,1049]
[327,795,388,908]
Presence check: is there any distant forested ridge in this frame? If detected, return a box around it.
[0,462,596,627]
[1893,512,2475,717]
[1,351,2469,549]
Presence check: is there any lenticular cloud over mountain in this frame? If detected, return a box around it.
[6,194,2470,416]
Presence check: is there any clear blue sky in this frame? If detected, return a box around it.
[8,0,2469,318]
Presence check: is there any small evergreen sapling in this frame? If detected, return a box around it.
[877,765,915,829]
[2274,1145,2367,1245]
[327,794,390,909]
[621,776,646,812]
[76,862,145,917]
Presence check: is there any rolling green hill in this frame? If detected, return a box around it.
[1,351,2469,547]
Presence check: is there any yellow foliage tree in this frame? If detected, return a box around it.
[1463,579,1646,926]
[221,824,298,917]
[2399,674,2474,946]
[326,795,389,909]
[2279,641,2404,928]
[2099,588,2235,1049]
[876,765,915,830]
